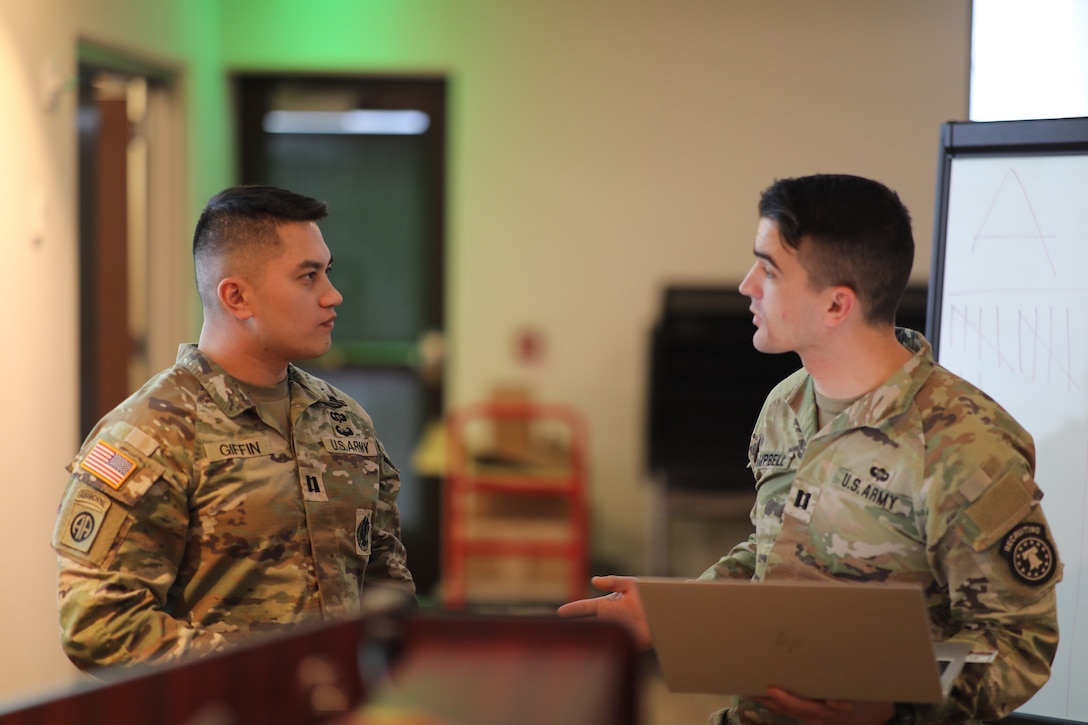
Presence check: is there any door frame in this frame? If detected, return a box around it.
[77,43,187,438]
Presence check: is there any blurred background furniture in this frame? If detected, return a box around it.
[441,397,589,608]
[646,286,798,575]
[645,285,929,575]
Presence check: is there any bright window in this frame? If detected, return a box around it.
[971,0,1088,121]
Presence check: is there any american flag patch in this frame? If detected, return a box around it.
[80,440,137,489]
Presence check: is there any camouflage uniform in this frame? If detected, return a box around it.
[699,330,1060,725]
[53,344,415,671]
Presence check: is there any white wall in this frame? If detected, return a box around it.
[0,0,970,706]
[0,0,82,701]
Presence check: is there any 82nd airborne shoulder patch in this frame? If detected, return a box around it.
[58,487,112,555]
[1000,522,1057,585]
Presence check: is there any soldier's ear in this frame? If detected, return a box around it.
[218,277,254,320]
[825,286,856,327]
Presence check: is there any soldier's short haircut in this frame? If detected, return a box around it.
[758,174,914,326]
[193,185,329,305]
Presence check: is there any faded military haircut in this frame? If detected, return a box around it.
[757,174,914,326]
[192,185,329,308]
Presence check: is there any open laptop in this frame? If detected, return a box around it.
[636,577,969,704]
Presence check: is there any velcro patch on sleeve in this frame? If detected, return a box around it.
[122,423,161,457]
[964,471,1034,551]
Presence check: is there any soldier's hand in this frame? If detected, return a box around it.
[752,686,895,725]
[556,575,652,650]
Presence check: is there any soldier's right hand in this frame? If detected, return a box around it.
[556,575,652,650]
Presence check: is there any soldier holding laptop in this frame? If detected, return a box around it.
[559,174,1060,725]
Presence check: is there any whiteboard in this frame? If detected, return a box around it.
[931,118,1088,724]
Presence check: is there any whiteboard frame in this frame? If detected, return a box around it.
[930,117,1088,725]
[930,117,1088,352]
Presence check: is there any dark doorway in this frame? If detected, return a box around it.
[236,75,447,600]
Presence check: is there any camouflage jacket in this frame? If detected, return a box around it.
[700,330,1060,725]
[53,344,415,671]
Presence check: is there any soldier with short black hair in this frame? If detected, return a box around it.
[559,174,1060,725]
[53,185,415,672]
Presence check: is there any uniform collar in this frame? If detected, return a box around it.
[848,328,936,428]
[779,328,936,433]
[175,343,342,417]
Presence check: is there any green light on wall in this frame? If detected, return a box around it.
[221,0,435,66]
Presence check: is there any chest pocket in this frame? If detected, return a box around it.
[752,448,795,491]
[322,436,377,457]
[318,435,382,504]
[754,450,793,472]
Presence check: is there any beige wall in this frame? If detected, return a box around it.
[0,0,226,701]
[0,0,969,704]
[221,0,970,574]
